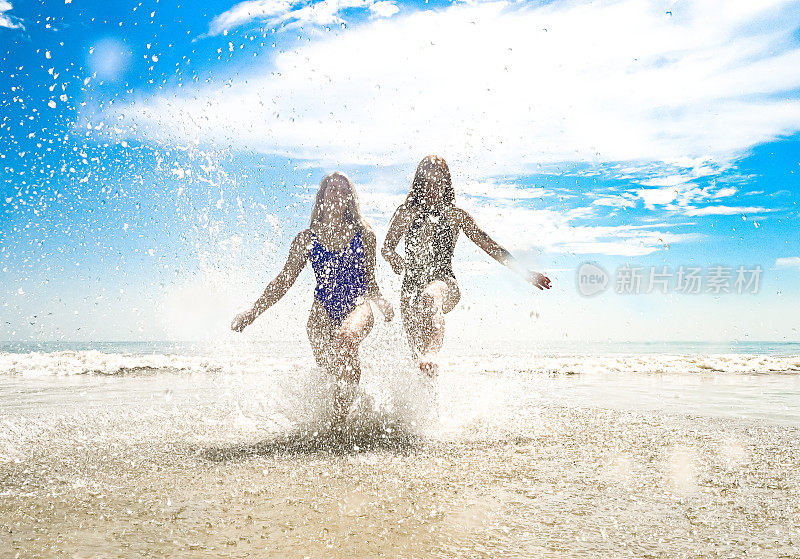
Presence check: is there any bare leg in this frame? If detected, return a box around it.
[401,279,460,377]
[307,300,335,369]
[307,300,374,425]
[417,282,447,376]
[400,293,424,358]
[330,301,374,422]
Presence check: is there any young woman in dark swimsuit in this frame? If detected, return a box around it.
[382,155,551,376]
[231,172,393,422]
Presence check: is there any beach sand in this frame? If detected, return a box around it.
[2,343,800,557]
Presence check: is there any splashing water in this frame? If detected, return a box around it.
[2,341,800,556]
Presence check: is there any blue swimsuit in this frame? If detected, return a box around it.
[309,230,367,324]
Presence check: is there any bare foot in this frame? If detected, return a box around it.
[418,357,439,378]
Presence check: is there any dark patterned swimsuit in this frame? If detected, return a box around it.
[402,209,458,297]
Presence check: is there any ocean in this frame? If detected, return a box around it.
[2,338,800,557]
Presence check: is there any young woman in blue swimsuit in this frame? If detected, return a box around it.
[231,172,393,421]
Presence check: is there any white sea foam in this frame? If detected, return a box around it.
[1,349,798,378]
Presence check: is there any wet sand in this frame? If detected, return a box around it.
[2,347,800,557]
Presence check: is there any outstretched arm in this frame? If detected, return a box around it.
[457,208,552,290]
[231,230,311,332]
[363,228,394,322]
[381,204,412,275]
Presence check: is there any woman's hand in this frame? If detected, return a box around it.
[383,249,406,276]
[373,297,395,322]
[528,271,552,290]
[231,310,255,332]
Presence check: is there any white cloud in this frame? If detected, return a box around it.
[96,0,800,180]
[635,179,744,210]
[775,257,800,269]
[592,195,636,208]
[640,175,693,188]
[207,0,395,36]
[460,179,550,199]
[556,241,654,257]
[460,198,697,256]
[637,187,679,209]
[369,1,399,18]
[208,0,293,36]
[683,205,773,216]
[0,0,23,30]
[713,187,738,198]
[278,0,371,28]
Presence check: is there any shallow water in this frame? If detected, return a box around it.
[2,341,800,557]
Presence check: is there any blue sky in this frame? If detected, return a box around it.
[1,0,799,343]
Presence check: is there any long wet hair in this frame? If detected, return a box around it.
[309,171,371,233]
[404,155,455,213]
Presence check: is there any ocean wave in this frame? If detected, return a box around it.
[0,351,226,377]
[447,353,800,376]
[1,350,799,378]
